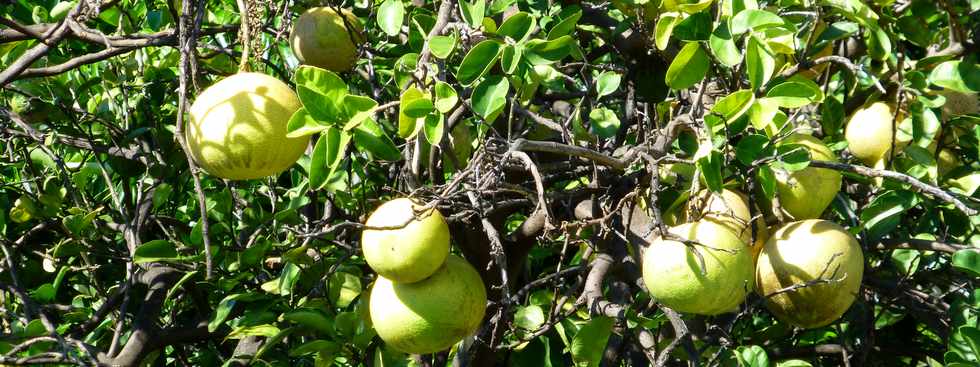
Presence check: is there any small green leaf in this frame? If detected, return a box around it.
[328,272,362,308]
[294,66,347,96]
[589,107,620,138]
[746,36,775,90]
[500,44,522,74]
[496,11,535,42]
[711,89,755,123]
[134,240,178,263]
[953,249,980,277]
[766,81,822,108]
[514,305,546,330]
[227,324,281,339]
[352,118,402,161]
[665,42,710,90]
[403,97,435,118]
[378,0,405,36]
[471,75,509,119]
[548,9,581,40]
[399,87,426,138]
[697,149,724,193]
[655,13,681,50]
[757,165,777,199]
[459,0,486,28]
[456,40,503,85]
[735,345,770,367]
[673,12,712,41]
[709,21,742,67]
[310,128,351,190]
[434,81,459,113]
[929,60,980,93]
[297,86,345,125]
[429,34,457,59]
[731,9,784,35]
[524,36,575,65]
[283,309,334,334]
[289,340,340,357]
[286,108,329,138]
[423,113,445,145]
[571,316,615,367]
[596,71,622,99]
[736,134,771,165]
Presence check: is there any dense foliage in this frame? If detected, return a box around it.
[1,0,979,366]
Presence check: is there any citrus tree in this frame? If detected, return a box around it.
[1,0,979,365]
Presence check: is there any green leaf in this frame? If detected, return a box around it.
[289,340,340,357]
[283,309,334,334]
[459,0,486,28]
[571,316,615,367]
[548,9,581,40]
[860,190,918,240]
[524,36,575,65]
[471,75,509,119]
[423,113,445,145]
[297,86,345,125]
[746,36,775,90]
[496,11,535,42]
[340,94,379,131]
[673,12,712,41]
[227,324,281,339]
[665,42,710,90]
[434,81,459,113]
[711,89,755,123]
[697,149,724,193]
[731,9,784,35]
[429,34,457,59]
[736,134,771,165]
[596,71,622,99]
[589,107,620,138]
[500,44,522,74]
[399,87,426,138]
[378,0,405,36]
[294,66,348,96]
[456,40,503,85]
[953,249,980,277]
[287,108,329,138]
[310,128,351,190]
[353,118,402,161]
[709,21,742,67]
[402,97,435,118]
[766,81,821,108]
[735,345,770,367]
[328,272,362,308]
[865,24,891,61]
[929,60,980,93]
[654,13,681,50]
[772,143,811,172]
[209,293,263,332]
[757,165,776,199]
[134,240,178,263]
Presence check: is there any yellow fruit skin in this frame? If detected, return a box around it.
[187,72,308,180]
[682,189,770,258]
[642,221,754,315]
[845,102,900,166]
[755,219,864,329]
[369,255,487,354]
[938,148,960,177]
[361,198,450,283]
[774,134,842,220]
[290,7,363,72]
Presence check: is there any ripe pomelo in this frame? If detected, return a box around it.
[755,219,864,329]
[680,189,770,258]
[773,134,842,220]
[290,7,363,72]
[642,221,754,315]
[186,72,308,180]
[369,254,487,354]
[361,198,450,283]
[844,101,909,168]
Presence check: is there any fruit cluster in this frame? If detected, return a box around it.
[644,135,864,328]
[361,198,488,354]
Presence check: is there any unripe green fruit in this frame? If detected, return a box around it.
[369,255,487,354]
[774,134,842,220]
[187,73,308,180]
[642,221,754,315]
[755,219,864,329]
[290,7,363,72]
[361,198,450,283]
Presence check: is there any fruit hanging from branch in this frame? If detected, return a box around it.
[755,219,864,329]
[369,254,487,354]
[772,134,842,220]
[186,72,308,180]
[289,7,364,72]
[361,198,451,283]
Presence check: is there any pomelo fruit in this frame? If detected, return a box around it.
[773,134,842,220]
[186,72,308,180]
[755,219,864,328]
[369,254,487,354]
[844,101,909,168]
[361,198,450,283]
[289,7,363,72]
[641,221,754,315]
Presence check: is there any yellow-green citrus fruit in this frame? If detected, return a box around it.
[661,0,713,14]
[755,219,864,329]
[187,72,308,180]
[681,189,770,257]
[642,221,754,315]
[844,102,903,167]
[290,7,363,72]
[369,255,487,354]
[939,90,980,119]
[361,198,450,283]
[774,134,842,220]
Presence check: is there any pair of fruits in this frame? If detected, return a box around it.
[361,198,487,354]
[644,187,864,328]
[185,7,362,181]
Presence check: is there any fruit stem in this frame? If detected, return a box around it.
[236,0,251,72]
